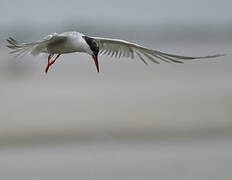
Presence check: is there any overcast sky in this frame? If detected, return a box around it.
[1,0,232,27]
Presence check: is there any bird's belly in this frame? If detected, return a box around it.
[47,40,84,54]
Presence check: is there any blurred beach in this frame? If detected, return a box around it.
[0,26,231,144]
[0,29,232,179]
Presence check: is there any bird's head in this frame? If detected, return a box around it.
[83,36,100,72]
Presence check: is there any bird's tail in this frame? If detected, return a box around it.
[6,37,38,57]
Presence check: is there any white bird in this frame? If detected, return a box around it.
[7,31,224,73]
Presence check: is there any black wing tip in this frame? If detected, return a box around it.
[6,44,11,47]
[196,54,226,59]
[6,37,15,42]
[209,54,226,58]
[6,37,18,46]
[6,38,12,44]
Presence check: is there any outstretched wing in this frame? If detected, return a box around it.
[6,33,67,57]
[93,37,224,64]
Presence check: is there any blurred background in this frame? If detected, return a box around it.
[0,0,232,179]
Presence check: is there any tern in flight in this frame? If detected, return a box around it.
[7,31,224,73]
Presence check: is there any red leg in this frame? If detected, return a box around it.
[50,54,61,66]
[45,55,52,73]
[45,54,61,73]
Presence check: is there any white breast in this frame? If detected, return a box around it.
[61,32,91,54]
[46,32,91,54]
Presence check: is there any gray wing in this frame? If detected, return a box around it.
[7,33,67,57]
[93,37,224,64]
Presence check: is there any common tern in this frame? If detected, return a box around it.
[6,31,224,73]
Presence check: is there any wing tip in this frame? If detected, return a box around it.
[191,53,226,60]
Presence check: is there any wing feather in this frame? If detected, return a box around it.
[6,33,67,56]
[140,50,160,64]
[114,46,119,58]
[135,51,148,65]
[93,36,224,64]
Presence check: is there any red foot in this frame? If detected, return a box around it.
[45,54,61,73]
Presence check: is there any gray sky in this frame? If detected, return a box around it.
[1,0,232,27]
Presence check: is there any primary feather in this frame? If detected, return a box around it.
[93,37,224,64]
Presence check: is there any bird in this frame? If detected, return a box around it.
[6,31,224,73]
